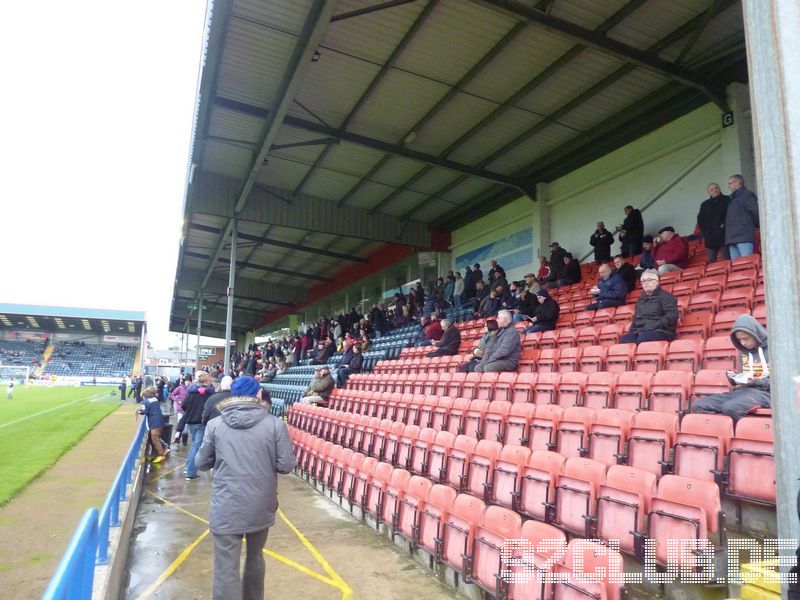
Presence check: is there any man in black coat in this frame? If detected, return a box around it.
[613,255,637,293]
[590,221,615,264]
[618,205,644,258]
[697,182,730,262]
[620,270,679,344]
[522,289,561,333]
[547,253,582,289]
[725,174,760,259]
[428,319,462,357]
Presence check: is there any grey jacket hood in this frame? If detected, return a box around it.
[218,396,269,429]
[730,314,768,353]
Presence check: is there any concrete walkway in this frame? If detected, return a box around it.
[124,442,456,600]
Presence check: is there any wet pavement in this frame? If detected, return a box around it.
[123,441,455,600]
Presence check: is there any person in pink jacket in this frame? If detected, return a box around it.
[170,374,191,445]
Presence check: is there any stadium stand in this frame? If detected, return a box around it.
[286,240,775,596]
[0,339,46,368]
[44,342,136,378]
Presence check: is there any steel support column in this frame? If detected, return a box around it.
[196,293,203,374]
[224,220,237,375]
[742,1,800,588]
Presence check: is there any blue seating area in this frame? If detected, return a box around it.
[44,342,136,378]
[371,325,421,359]
[445,305,475,323]
[0,339,45,367]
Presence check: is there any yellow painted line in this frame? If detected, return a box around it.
[278,508,353,599]
[146,491,343,591]
[146,460,185,483]
[134,528,210,600]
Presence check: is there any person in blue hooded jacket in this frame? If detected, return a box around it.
[584,263,628,311]
[692,314,770,422]
[138,386,168,463]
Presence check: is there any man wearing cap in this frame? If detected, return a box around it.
[652,226,689,273]
[620,270,679,344]
[301,368,335,405]
[547,252,582,289]
[196,375,295,600]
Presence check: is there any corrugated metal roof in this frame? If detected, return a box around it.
[173,0,749,333]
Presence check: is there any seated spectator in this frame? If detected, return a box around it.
[333,344,363,388]
[460,319,499,371]
[427,319,462,357]
[522,289,560,333]
[585,263,627,310]
[477,289,501,318]
[415,315,444,346]
[471,310,521,373]
[301,368,335,405]
[547,253,581,289]
[620,270,678,344]
[499,283,518,311]
[310,339,334,365]
[613,255,637,293]
[635,235,656,272]
[491,270,509,294]
[513,287,538,323]
[590,221,615,264]
[692,314,769,422]
[652,226,688,273]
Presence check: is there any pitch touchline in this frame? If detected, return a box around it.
[0,397,91,429]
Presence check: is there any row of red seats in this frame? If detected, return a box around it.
[342,369,734,411]
[373,338,742,380]
[290,425,728,586]
[289,404,775,505]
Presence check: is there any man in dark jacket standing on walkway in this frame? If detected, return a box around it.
[696,182,730,262]
[180,371,214,480]
[725,174,760,258]
[621,270,679,344]
[196,375,295,600]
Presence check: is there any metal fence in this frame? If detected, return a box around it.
[42,417,147,599]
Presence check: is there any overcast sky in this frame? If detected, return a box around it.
[2,1,210,349]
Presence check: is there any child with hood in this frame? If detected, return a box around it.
[692,313,770,421]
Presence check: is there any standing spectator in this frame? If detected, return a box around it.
[472,310,521,373]
[118,377,127,401]
[180,371,215,481]
[139,386,168,463]
[453,272,464,307]
[488,260,505,281]
[613,255,637,293]
[443,274,455,305]
[590,222,615,264]
[522,289,560,333]
[170,374,191,445]
[618,205,644,258]
[620,270,678,344]
[725,174,760,259]
[7,381,13,400]
[548,243,568,274]
[427,319,462,357]
[195,375,295,600]
[134,375,143,403]
[472,263,483,286]
[652,226,689,273]
[300,368,335,405]
[696,182,731,262]
[692,314,770,422]
[203,375,232,425]
[585,263,628,310]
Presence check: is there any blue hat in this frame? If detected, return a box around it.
[231,375,261,397]
[536,288,550,299]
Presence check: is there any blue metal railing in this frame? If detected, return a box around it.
[42,418,147,599]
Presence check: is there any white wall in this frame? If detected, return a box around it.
[450,98,756,267]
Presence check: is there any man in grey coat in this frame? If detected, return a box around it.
[725,174,760,259]
[195,375,296,600]
[474,310,521,372]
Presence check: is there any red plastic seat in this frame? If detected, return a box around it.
[727,417,776,505]
[466,440,503,500]
[596,465,657,555]
[648,370,693,413]
[676,311,713,339]
[476,372,500,401]
[556,371,587,408]
[490,444,531,510]
[507,521,566,600]
[528,404,563,452]
[408,427,438,476]
[519,450,565,522]
[446,397,472,436]
[441,494,486,576]
[395,475,432,545]
[702,337,738,370]
[482,400,512,443]
[394,424,420,469]
[556,406,596,459]
[552,539,624,600]
[584,371,618,410]
[754,284,765,307]
[627,411,679,477]
[633,340,668,372]
[444,434,479,492]
[753,304,767,327]
[503,403,536,446]
[593,308,616,326]
[690,370,732,407]
[648,475,721,567]
[533,372,561,405]
[612,305,634,326]
[665,338,704,371]
[696,274,727,295]
[539,329,560,350]
[727,269,756,290]
[511,372,537,403]
[572,311,594,328]
[493,372,517,403]
[519,346,539,373]
[556,346,582,373]
[470,507,522,597]
[612,371,652,412]
[599,323,626,344]
[380,468,413,529]
[427,430,456,484]
[555,457,607,537]
[588,408,634,466]
[417,484,457,557]
[731,254,760,272]
[578,345,607,373]
[704,259,731,277]
[462,399,490,439]
[576,326,599,347]
[711,310,746,336]
[686,292,721,315]
[605,343,636,372]
[364,461,394,518]
[557,328,579,349]
[536,348,560,373]
[674,414,733,482]
[720,288,754,311]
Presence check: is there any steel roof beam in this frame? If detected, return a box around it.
[185,251,331,282]
[472,0,729,110]
[191,170,434,247]
[283,115,529,192]
[293,0,439,196]
[331,0,421,22]
[178,269,305,305]
[189,223,368,263]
